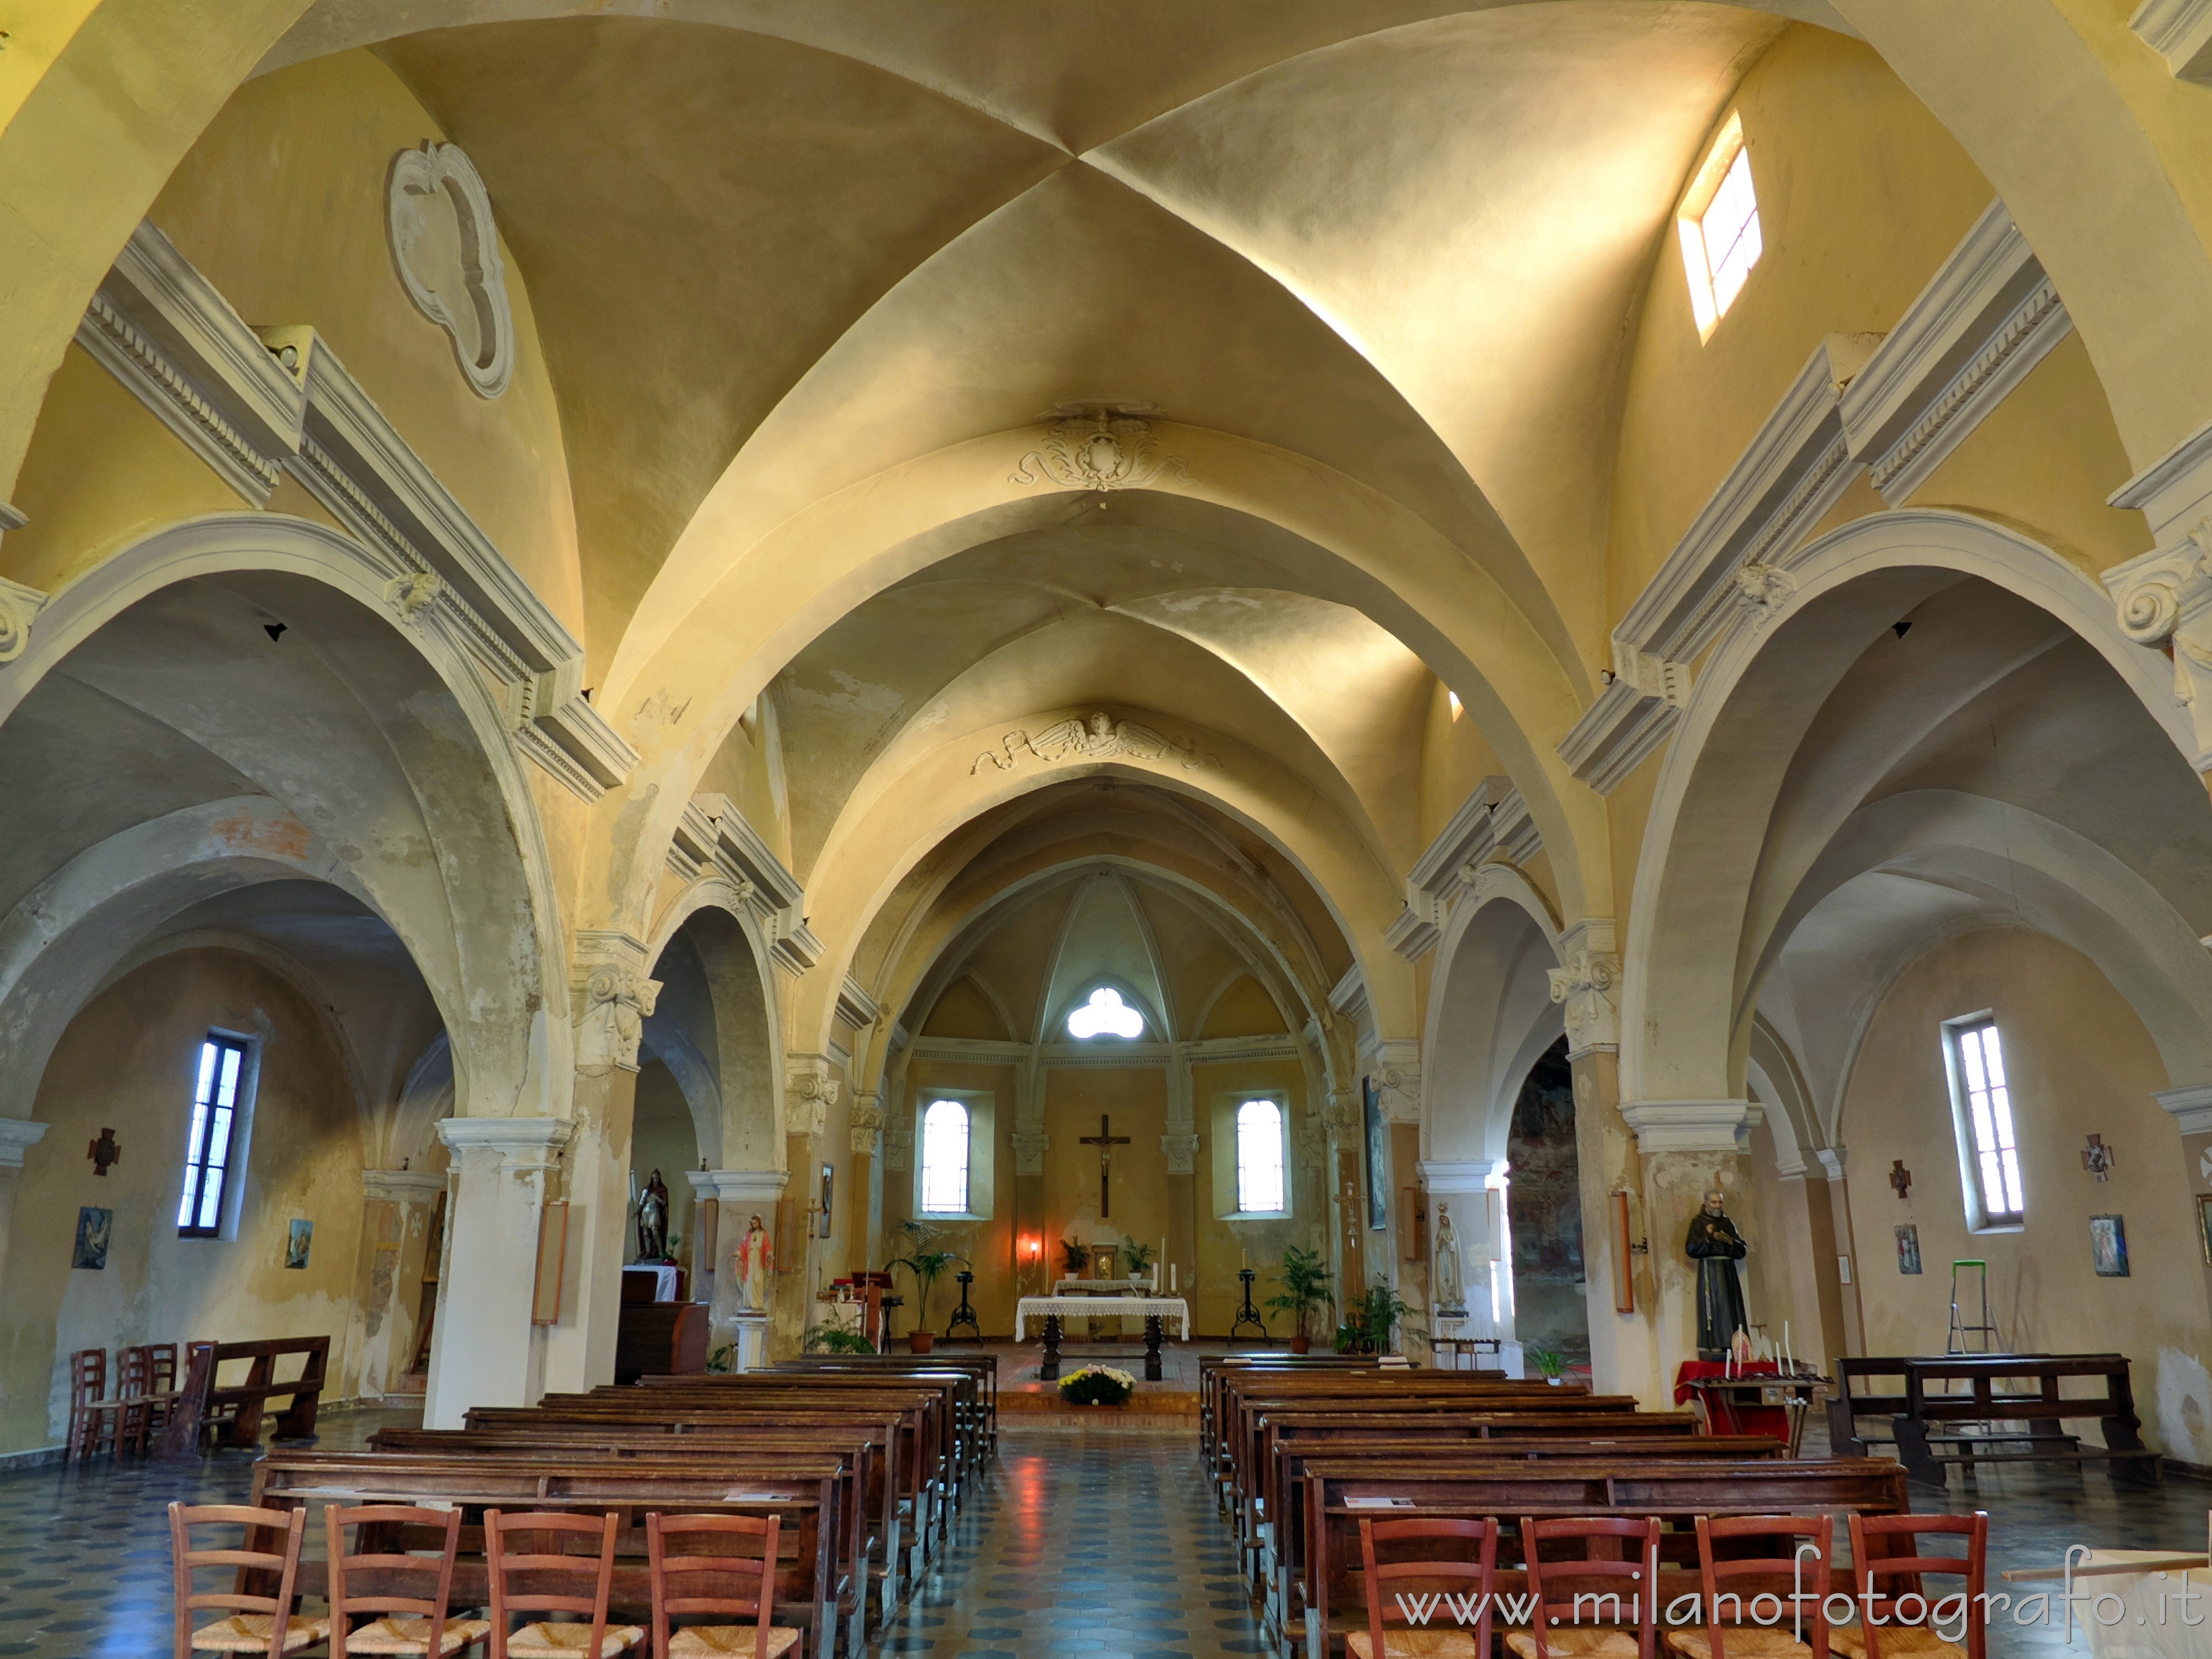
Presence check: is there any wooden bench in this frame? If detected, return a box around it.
[774,1354,998,1454]
[157,1335,328,1456]
[1890,1354,2158,1486]
[1296,1456,1911,1659]
[251,1448,849,1659]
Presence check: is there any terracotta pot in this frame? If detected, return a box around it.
[1289,1335,1312,1355]
[908,1330,935,1354]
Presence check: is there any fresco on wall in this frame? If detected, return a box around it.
[1507,1037,1588,1366]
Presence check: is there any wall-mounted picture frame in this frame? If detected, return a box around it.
[72,1206,111,1270]
[532,1199,569,1324]
[284,1218,313,1269]
[817,1162,834,1238]
[2090,1212,2129,1277]
[2199,1193,2212,1266]
[1610,1190,1635,1314]
[1894,1223,1922,1275]
[1363,1076,1387,1231]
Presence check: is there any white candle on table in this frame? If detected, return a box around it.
[1170,1262,1178,1293]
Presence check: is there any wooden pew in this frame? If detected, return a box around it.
[774,1355,998,1457]
[158,1336,329,1455]
[372,1422,905,1627]
[250,1448,847,1659]
[1296,1455,1911,1659]
[1890,1353,2158,1486]
[1198,1356,1392,1460]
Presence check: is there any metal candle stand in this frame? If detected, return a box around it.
[945,1269,981,1342]
[1230,1266,1268,1341]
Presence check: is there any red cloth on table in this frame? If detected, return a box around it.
[1672,1359,1793,1439]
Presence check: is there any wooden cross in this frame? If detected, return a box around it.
[1888,1159,1912,1200]
[1079,1113,1133,1217]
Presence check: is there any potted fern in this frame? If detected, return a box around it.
[1264,1243,1332,1353]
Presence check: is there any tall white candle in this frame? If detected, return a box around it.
[1170,1262,1178,1293]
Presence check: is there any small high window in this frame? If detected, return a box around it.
[1067,987,1145,1041]
[1677,113,1762,340]
[179,1034,249,1237]
[1944,1016,2023,1227]
[1446,690,1464,721]
[919,1098,971,1215]
[1236,1099,1286,1214]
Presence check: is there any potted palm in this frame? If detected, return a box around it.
[1264,1243,1333,1354]
[889,1221,968,1354]
[1526,1345,1568,1385]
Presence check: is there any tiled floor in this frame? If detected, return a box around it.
[0,1399,2202,1658]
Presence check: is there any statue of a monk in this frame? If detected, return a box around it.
[1432,1202,1466,1314]
[1684,1187,1749,1360]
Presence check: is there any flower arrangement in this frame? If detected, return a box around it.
[1057,1363,1137,1406]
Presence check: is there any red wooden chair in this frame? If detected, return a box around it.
[1351,1515,1499,1658]
[327,1503,491,1655]
[485,1510,643,1659]
[1506,1515,1663,1659]
[168,1501,329,1655]
[646,1512,795,1658]
[1664,1514,1833,1659]
[1832,1512,1986,1659]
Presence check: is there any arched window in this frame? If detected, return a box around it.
[1067,986,1145,1040]
[1236,1099,1285,1214]
[919,1098,971,1214]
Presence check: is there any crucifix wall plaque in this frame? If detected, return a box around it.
[1079,1113,1132,1217]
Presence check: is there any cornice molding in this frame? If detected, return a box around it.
[0,1117,49,1170]
[1841,200,2072,507]
[1389,777,1544,961]
[2132,0,2212,79]
[1418,1158,1506,1194]
[668,794,817,975]
[2112,414,2212,545]
[835,976,882,1032]
[1328,963,1370,1024]
[686,1168,788,1207]
[437,1117,574,1171]
[1565,197,2070,796]
[76,221,635,802]
[1620,1099,1751,1154]
[904,1033,1299,1070]
[2154,1081,2212,1136]
[361,1168,444,1202]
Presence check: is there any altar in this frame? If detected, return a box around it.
[1016,1294,1191,1382]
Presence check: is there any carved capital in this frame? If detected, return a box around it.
[884,1129,914,1172]
[0,574,49,665]
[848,1095,886,1156]
[1160,1133,1200,1176]
[572,931,658,1073]
[2107,528,2212,768]
[1376,1061,1423,1125]
[1548,948,1621,1057]
[785,1058,841,1139]
[1731,561,1795,616]
[1321,1089,1359,1133]
[1012,1131,1050,1176]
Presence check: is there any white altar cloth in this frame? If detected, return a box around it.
[1016,1295,1190,1339]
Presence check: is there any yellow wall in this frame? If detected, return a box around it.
[1840,926,2212,1462]
[3,948,368,1454]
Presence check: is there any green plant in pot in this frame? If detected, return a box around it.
[1526,1344,1568,1384]
[1118,1237,1156,1281]
[1263,1243,1333,1353]
[804,1323,879,1355]
[889,1220,969,1354]
[1342,1276,1418,1356]
[1058,1239,1091,1278]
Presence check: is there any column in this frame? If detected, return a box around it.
[425,1117,574,1429]
[546,932,658,1396]
[846,1091,884,1277]
[1162,1043,1198,1298]
[692,1169,788,1368]
[1372,1044,1422,1332]
[1812,1149,1865,1358]
[785,1055,840,1358]
[352,1167,443,1400]
[0,1117,50,1296]
[1012,1055,1049,1298]
[1621,1099,1751,1399]
[1323,1086,1365,1329]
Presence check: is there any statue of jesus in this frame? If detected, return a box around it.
[733,1213,773,1313]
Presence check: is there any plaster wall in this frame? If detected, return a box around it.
[1840,926,2212,1463]
[1,947,367,1455]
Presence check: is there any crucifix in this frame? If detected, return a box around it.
[1079,1113,1133,1217]
[1889,1160,1912,1200]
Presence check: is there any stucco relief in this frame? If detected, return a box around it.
[970,711,1210,776]
[1010,405,1189,493]
[387,143,514,399]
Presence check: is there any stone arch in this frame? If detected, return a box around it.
[1422,865,1565,1165]
[646,879,786,1175]
[1624,509,2193,1107]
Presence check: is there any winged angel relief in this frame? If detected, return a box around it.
[1010,406,1191,492]
[971,711,1211,776]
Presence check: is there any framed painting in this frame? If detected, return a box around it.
[1894,1223,1922,1275]
[284,1218,313,1269]
[72,1206,111,1270]
[817,1162,834,1239]
[2090,1213,2129,1277]
[1363,1076,1387,1231]
[2199,1193,2212,1265]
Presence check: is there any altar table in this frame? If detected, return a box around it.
[1016,1295,1190,1383]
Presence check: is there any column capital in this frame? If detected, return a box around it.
[1548,919,1620,1058]
[1417,1158,1507,1193]
[438,1116,574,1170]
[572,930,659,1073]
[1618,1099,1750,1154]
[2155,1081,2212,1135]
[848,1093,886,1156]
[0,1116,49,1169]
[785,1053,841,1137]
[1012,1131,1049,1176]
[1161,1133,1199,1175]
[687,1168,788,1207]
[362,1167,445,1202]
[1813,1146,1848,1182]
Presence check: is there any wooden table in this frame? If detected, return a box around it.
[1429,1335,1502,1371]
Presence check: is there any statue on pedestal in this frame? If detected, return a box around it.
[1684,1187,1749,1360]
[733,1213,774,1313]
[636,1168,669,1261]
[1432,1202,1467,1314]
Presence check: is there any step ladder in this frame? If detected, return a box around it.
[1946,1259,2002,1353]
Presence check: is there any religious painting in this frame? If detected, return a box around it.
[2090,1213,2129,1277]
[285,1219,313,1269]
[2199,1194,2212,1266]
[72,1206,111,1270]
[817,1163,834,1239]
[1363,1076,1387,1231]
[1894,1223,1922,1276]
